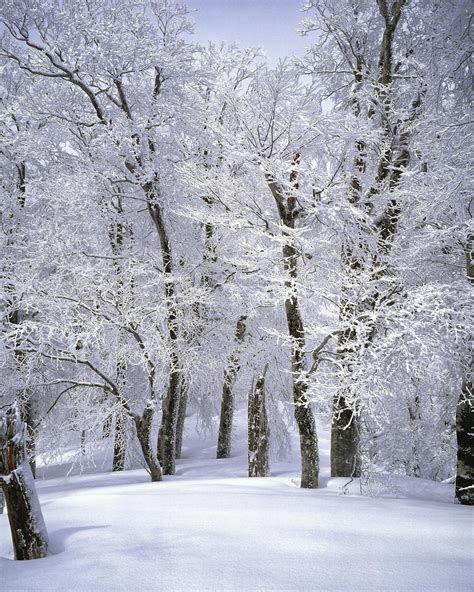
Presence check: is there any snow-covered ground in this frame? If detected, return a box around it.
[1,408,472,591]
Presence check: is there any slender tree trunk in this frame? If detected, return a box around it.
[248,371,270,477]
[134,409,162,482]
[157,357,181,474]
[142,182,182,476]
[216,316,247,458]
[102,415,112,438]
[21,398,37,478]
[112,357,127,471]
[0,403,48,560]
[175,380,188,459]
[116,72,182,477]
[456,235,474,505]
[267,172,319,489]
[80,430,86,454]
[407,394,421,477]
[112,411,126,472]
[284,277,319,489]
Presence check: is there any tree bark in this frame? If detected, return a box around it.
[175,379,189,459]
[456,235,474,504]
[248,371,270,477]
[142,181,182,477]
[112,411,126,472]
[216,316,247,458]
[331,277,361,477]
[266,173,319,489]
[22,398,37,478]
[157,355,181,474]
[102,413,113,438]
[456,379,474,505]
[112,357,127,471]
[331,399,361,477]
[284,272,319,488]
[0,403,49,560]
[134,409,162,482]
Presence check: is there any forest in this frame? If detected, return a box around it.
[0,1,472,590]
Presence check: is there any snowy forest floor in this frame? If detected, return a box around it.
[1,408,472,592]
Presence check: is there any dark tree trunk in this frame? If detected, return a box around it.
[216,367,236,458]
[102,413,113,438]
[80,430,86,454]
[112,411,126,472]
[331,398,361,478]
[266,171,319,489]
[248,372,270,477]
[143,183,182,477]
[118,75,182,478]
[284,274,319,489]
[456,235,474,504]
[112,359,126,471]
[0,403,49,560]
[175,380,188,459]
[157,357,181,475]
[217,316,247,459]
[456,379,474,505]
[22,398,36,478]
[134,410,162,482]
[407,394,421,478]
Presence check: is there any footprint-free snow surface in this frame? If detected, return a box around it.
[1,409,472,591]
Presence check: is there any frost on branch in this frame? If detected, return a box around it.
[0,403,49,560]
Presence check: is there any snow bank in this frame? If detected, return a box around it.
[1,410,471,591]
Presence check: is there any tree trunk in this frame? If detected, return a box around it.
[248,371,270,477]
[79,429,86,454]
[456,235,474,504]
[280,215,319,488]
[22,398,37,478]
[134,410,162,482]
[102,413,113,438]
[0,403,49,560]
[283,275,319,489]
[407,394,421,478]
[331,398,361,478]
[144,184,182,477]
[112,358,126,471]
[456,379,474,505]
[157,358,181,475]
[266,173,319,489]
[217,316,247,459]
[175,380,188,459]
[112,411,126,472]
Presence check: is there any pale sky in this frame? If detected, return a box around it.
[186,0,311,63]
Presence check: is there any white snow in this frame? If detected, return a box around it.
[1,409,472,591]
